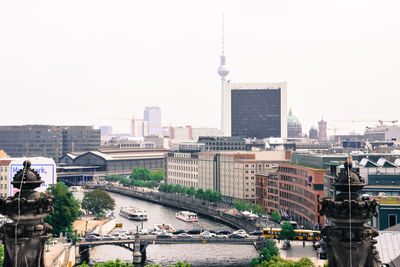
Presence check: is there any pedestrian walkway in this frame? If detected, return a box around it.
[276,240,327,266]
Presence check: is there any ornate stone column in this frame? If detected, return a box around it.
[319,160,380,267]
[0,160,54,267]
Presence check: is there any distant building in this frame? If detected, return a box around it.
[0,150,9,158]
[58,148,167,185]
[165,144,202,188]
[191,128,220,141]
[364,125,400,141]
[144,106,161,136]
[287,109,302,138]
[198,151,290,203]
[309,126,318,139]
[0,157,57,197]
[106,136,155,149]
[169,126,192,141]
[318,118,327,141]
[131,117,149,137]
[168,126,220,142]
[198,136,246,151]
[62,126,101,155]
[0,159,10,197]
[99,126,113,136]
[0,125,100,162]
[222,82,287,139]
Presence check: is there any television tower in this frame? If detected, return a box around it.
[217,13,229,136]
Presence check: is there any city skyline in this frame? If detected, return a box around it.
[1,1,400,134]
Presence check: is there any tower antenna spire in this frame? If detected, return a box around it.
[222,13,225,56]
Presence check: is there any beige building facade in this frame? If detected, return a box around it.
[166,151,199,188]
[0,160,10,198]
[198,151,290,203]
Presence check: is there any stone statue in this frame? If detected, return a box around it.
[319,159,380,267]
[0,160,54,267]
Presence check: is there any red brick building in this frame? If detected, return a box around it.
[277,163,325,229]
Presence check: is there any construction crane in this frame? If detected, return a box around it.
[332,119,398,128]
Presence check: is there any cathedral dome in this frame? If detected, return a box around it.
[287,109,302,138]
[287,110,301,128]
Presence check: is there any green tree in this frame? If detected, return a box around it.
[105,175,124,182]
[250,204,265,215]
[250,239,279,267]
[151,169,164,182]
[0,244,4,267]
[186,186,196,197]
[131,167,152,181]
[270,210,282,227]
[45,182,80,236]
[195,188,204,198]
[260,239,279,262]
[280,221,295,241]
[81,189,115,219]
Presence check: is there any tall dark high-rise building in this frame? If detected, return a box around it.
[222,83,287,139]
[0,125,100,161]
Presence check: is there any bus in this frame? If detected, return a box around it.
[262,228,321,241]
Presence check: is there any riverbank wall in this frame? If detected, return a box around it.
[87,184,259,232]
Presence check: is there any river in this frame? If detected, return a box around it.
[74,190,258,266]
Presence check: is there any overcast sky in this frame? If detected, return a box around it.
[1,1,399,134]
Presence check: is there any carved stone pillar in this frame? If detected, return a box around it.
[319,160,380,267]
[0,160,54,267]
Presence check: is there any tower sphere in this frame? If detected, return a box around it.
[218,55,229,78]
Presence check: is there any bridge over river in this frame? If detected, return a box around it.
[77,235,265,264]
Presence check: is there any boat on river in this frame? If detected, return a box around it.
[119,206,148,221]
[176,211,198,222]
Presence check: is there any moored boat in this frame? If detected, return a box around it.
[176,211,198,222]
[119,206,148,221]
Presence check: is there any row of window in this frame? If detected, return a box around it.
[279,191,314,210]
[168,172,198,179]
[168,158,196,165]
[279,183,315,201]
[0,167,8,172]
[280,175,308,187]
[278,166,308,177]
[0,184,8,189]
[168,165,198,172]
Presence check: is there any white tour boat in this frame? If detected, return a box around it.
[119,206,148,221]
[176,211,198,222]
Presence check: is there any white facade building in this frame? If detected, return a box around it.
[198,151,289,203]
[131,117,149,137]
[166,152,199,188]
[0,157,57,196]
[144,106,161,136]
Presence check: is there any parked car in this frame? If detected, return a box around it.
[201,231,216,238]
[177,233,192,238]
[157,232,173,239]
[217,230,231,235]
[233,230,248,237]
[116,234,130,240]
[139,229,149,235]
[173,230,186,235]
[249,230,263,236]
[85,235,101,241]
[102,234,115,240]
[216,234,228,239]
[228,233,246,239]
[186,229,201,235]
